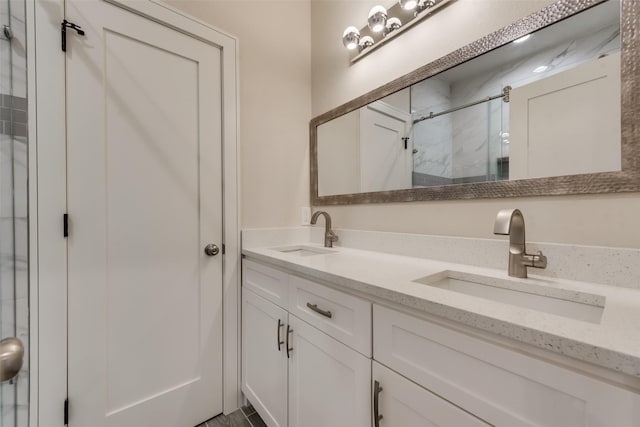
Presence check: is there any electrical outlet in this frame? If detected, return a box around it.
[301,206,311,225]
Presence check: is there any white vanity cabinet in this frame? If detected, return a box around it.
[243,257,640,427]
[373,304,640,427]
[242,260,372,427]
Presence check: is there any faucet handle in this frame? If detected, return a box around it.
[531,250,547,269]
[522,250,547,269]
[328,230,338,243]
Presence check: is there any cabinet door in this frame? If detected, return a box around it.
[288,315,371,427]
[374,305,640,427]
[372,362,490,427]
[242,290,288,427]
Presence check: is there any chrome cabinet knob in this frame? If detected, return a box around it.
[204,243,220,256]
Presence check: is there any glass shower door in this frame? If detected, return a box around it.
[0,0,29,425]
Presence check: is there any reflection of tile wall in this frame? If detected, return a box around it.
[411,78,452,179]
[1,95,28,137]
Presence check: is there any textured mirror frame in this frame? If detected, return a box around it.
[310,0,639,205]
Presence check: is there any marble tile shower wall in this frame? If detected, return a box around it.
[411,77,452,180]
[1,0,29,426]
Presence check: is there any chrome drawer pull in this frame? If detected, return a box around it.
[374,380,383,427]
[277,319,285,351]
[286,324,293,359]
[306,302,332,318]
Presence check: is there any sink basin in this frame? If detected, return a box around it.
[413,271,605,324]
[272,245,336,257]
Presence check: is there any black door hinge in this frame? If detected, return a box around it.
[222,243,226,255]
[64,398,69,425]
[402,137,410,150]
[61,19,85,52]
[63,214,69,237]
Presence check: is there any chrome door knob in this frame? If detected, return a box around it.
[0,337,24,383]
[204,243,219,256]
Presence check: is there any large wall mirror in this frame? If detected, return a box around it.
[310,0,640,205]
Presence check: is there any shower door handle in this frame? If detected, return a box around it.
[0,337,24,382]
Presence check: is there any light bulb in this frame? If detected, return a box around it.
[368,5,388,33]
[360,36,375,50]
[386,17,402,33]
[342,26,360,50]
[399,0,418,10]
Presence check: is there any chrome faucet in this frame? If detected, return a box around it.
[310,211,339,248]
[493,209,547,278]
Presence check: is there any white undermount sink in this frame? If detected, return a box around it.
[272,245,336,257]
[413,271,605,324]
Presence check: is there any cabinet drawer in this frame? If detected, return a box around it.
[374,304,640,427]
[372,361,490,427]
[289,275,371,357]
[243,259,289,309]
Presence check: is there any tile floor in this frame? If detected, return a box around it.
[197,404,266,427]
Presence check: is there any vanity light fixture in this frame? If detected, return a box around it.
[343,0,451,62]
[368,6,388,32]
[513,34,531,44]
[342,26,360,50]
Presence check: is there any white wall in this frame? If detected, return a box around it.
[168,0,311,228]
[310,0,640,249]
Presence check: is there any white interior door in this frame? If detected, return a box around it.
[360,101,412,193]
[65,1,223,426]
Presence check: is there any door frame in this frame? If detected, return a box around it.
[28,0,240,424]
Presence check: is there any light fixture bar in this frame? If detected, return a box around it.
[348,0,452,63]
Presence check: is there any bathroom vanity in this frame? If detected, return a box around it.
[240,229,640,427]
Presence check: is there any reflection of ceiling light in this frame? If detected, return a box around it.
[533,65,548,73]
[342,26,360,50]
[513,34,531,44]
[368,5,388,32]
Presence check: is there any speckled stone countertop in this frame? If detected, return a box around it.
[242,241,640,379]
